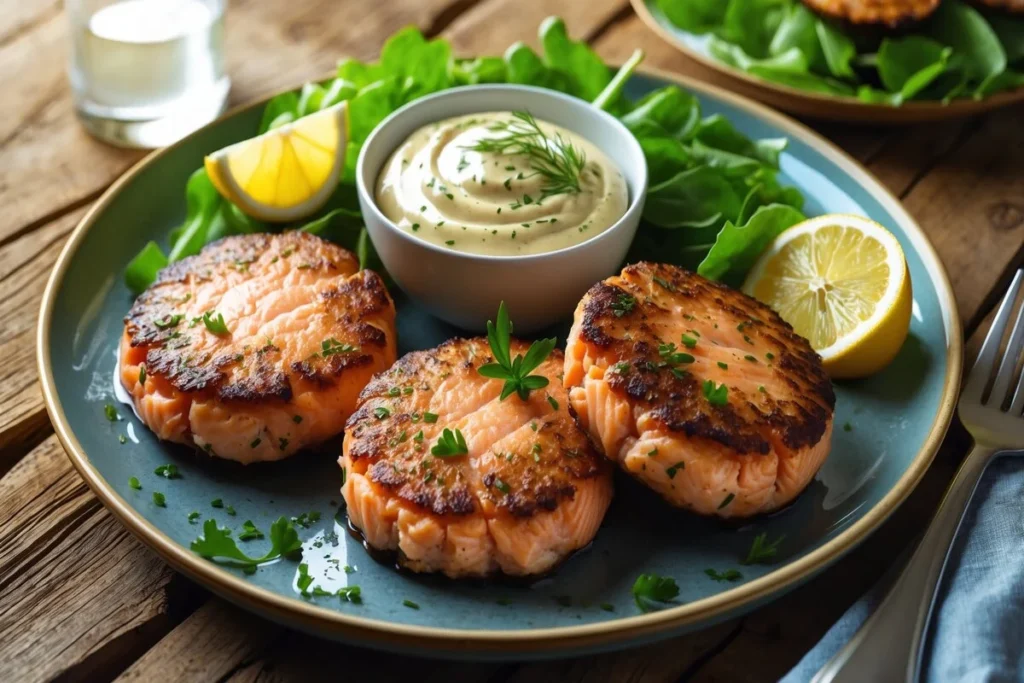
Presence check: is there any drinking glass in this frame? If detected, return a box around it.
[66,0,230,148]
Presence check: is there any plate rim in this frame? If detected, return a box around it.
[632,0,1024,123]
[37,64,963,654]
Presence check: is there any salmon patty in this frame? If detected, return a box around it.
[340,338,613,578]
[800,0,939,25]
[564,263,835,518]
[120,232,397,464]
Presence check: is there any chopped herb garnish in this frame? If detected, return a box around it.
[191,516,302,569]
[717,361,729,370]
[188,511,200,524]
[413,430,424,442]
[138,364,147,384]
[742,532,785,565]
[153,314,183,329]
[681,334,698,349]
[494,478,511,494]
[293,415,303,424]
[431,427,468,458]
[202,311,229,335]
[423,412,439,423]
[154,464,181,479]
[211,498,224,508]
[744,355,757,362]
[402,599,420,610]
[718,493,735,509]
[337,585,362,603]
[758,385,766,393]
[297,563,314,596]
[648,448,658,457]
[291,511,321,528]
[104,404,120,421]
[666,462,685,479]
[844,422,852,432]
[225,505,236,516]
[632,573,679,612]
[653,276,675,291]
[600,603,615,612]
[614,361,631,374]
[611,293,636,318]
[373,406,391,420]
[322,338,357,356]
[129,476,141,490]
[705,568,743,582]
[238,520,264,541]
[118,434,127,444]
[477,301,556,401]
[765,352,775,360]
[702,380,728,406]
[445,240,455,246]
[658,343,694,366]
[403,386,414,395]
[547,395,559,411]
[153,492,166,507]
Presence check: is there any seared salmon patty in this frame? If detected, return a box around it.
[564,263,835,518]
[341,338,613,578]
[120,232,397,464]
[800,0,939,26]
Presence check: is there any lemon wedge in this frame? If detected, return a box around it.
[742,214,912,379]
[204,101,348,222]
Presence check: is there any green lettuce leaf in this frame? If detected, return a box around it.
[697,204,807,285]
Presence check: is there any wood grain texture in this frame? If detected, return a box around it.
[0,435,203,683]
[2,0,1023,680]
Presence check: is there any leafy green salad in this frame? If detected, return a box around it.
[126,16,808,295]
[655,0,1024,104]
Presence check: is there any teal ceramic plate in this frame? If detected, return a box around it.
[633,0,1024,124]
[39,66,961,659]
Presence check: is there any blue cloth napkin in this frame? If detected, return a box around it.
[782,455,1024,683]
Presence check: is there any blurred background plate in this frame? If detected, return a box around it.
[632,0,1024,124]
[38,66,960,659]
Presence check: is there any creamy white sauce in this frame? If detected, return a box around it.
[375,112,628,256]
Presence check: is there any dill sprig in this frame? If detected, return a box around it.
[464,111,586,201]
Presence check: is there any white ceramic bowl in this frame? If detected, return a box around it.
[356,85,648,333]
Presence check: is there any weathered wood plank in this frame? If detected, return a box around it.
[0,210,82,471]
[0,435,204,682]
[115,600,280,683]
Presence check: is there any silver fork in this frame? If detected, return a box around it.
[814,269,1024,683]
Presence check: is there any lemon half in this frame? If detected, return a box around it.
[205,101,348,222]
[742,214,912,379]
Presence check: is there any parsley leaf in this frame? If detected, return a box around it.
[337,585,362,603]
[154,464,181,479]
[238,520,264,541]
[705,568,743,582]
[611,293,636,317]
[202,310,229,335]
[702,380,729,406]
[742,532,785,565]
[322,338,358,356]
[297,563,314,596]
[128,476,141,490]
[477,301,556,401]
[190,516,302,568]
[104,404,120,421]
[632,573,679,612]
[431,427,469,458]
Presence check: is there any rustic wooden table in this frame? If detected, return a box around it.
[2,1,1023,681]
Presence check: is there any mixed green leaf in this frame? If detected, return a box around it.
[126,16,807,294]
[656,0,1024,104]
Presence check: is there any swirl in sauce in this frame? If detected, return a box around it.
[374,112,628,256]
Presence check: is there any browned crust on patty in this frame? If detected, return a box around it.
[578,262,835,454]
[344,338,609,518]
[800,0,940,25]
[124,231,390,403]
